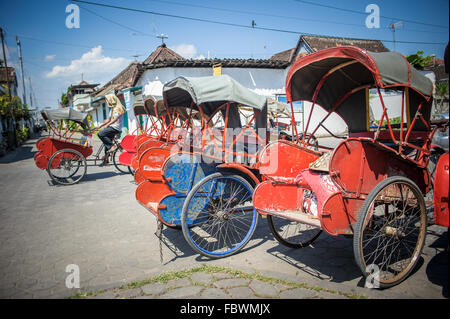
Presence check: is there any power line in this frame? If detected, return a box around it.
[3,30,137,52]
[78,4,154,37]
[292,0,448,29]
[70,0,447,45]
[148,0,448,34]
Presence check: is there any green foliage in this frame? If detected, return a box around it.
[60,92,69,107]
[16,127,29,142]
[0,85,30,121]
[435,81,449,97]
[406,51,434,70]
[375,116,402,126]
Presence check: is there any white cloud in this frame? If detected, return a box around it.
[45,55,56,61]
[45,46,130,81]
[171,44,205,60]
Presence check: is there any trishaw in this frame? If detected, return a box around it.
[252,46,449,288]
[131,96,200,184]
[135,75,273,258]
[118,96,166,175]
[34,108,131,185]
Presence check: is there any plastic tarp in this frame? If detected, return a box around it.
[42,108,89,128]
[163,75,268,116]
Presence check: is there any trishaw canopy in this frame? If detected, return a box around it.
[286,46,433,132]
[41,108,90,129]
[163,75,268,115]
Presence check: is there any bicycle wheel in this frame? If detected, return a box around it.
[353,176,427,289]
[181,172,258,258]
[47,149,87,185]
[112,147,132,174]
[267,215,322,248]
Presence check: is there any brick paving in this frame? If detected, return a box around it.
[0,135,448,299]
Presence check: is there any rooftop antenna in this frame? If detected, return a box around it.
[389,21,404,52]
[156,33,168,45]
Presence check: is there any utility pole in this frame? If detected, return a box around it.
[16,36,27,106]
[0,27,18,147]
[28,77,33,108]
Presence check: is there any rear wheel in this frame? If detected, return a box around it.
[47,149,87,185]
[112,147,133,174]
[181,172,258,258]
[353,176,427,288]
[267,215,322,248]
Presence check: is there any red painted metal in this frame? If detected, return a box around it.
[329,138,430,195]
[118,151,135,166]
[434,152,449,227]
[120,134,137,153]
[133,168,146,184]
[258,140,321,180]
[135,179,176,227]
[138,146,176,181]
[33,137,93,170]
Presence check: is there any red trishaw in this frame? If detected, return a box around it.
[252,46,449,288]
[135,75,274,258]
[35,108,131,185]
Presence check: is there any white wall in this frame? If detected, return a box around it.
[137,67,287,100]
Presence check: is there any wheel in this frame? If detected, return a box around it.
[353,176,427,288]
[267,215,322,248]
[181,172,258,258]
[112,147,133,174]
[47,149,87,185]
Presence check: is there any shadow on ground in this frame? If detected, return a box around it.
[426,229,448,298]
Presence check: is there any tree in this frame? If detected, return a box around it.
[434,81,449,114]
[406,51,434,70]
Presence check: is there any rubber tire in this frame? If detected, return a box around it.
[267,214,322,249]
[181,172,258,259]
[112,147,133,174]
[47,148,87,185]
[353,176,427,289]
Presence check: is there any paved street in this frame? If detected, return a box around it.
[0,135,448,299]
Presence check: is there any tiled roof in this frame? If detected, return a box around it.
[301,35,389,53]
[270,34,389,64]
[144,58,290,70]
[143,44,185,64]
[269,48,296,63]
[94,62,143,99]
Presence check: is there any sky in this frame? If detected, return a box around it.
[0,0,448,109]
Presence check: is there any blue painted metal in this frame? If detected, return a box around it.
[158,152,218,225]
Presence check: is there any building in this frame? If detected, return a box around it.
[67,81,99,112]
[92,35,392,137]
[0,66,18,96]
